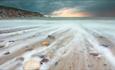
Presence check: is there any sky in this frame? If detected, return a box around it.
[0,0,115,17]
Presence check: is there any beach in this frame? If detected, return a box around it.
[0,19,115,70]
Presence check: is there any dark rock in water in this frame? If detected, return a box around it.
[19,57,24,61]
[48,35,55,39]
[88,64,93,68]
[40,58,49,64]
[89,52,99,56]
[16,57,24,61]
[99,36,104,38]
[101,44,109,47]
[39,55,46,58]
[103,63,107,66]
[25,46,33,51]
[9,40,15,42]
[55,61,59,66]
[0,45,4,48]
[4,51,10,55]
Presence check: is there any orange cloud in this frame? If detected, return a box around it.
[51,8,92,17]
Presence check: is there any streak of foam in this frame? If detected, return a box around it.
[81,27,115,68]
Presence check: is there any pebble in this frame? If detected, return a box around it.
[9,40,15,42]
[40,58,49,64]
[41,40,49,46]
[48,35,55,39]
[23,59,40,70]
[55,61,58,66]
[39,55,46,58]
[25,46,33,51]
[88,64,93,67]
[101,44,109,47]
[99,36,104,38]
[0,45,4,48]
[103,63,107,66]
[89,52,99,56]
[16,57,24,61]
[4,51,10,55]
[0,42,5,48]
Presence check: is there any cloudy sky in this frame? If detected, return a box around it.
[0,0,115,17]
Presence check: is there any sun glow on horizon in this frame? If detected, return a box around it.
[51,8,92,17]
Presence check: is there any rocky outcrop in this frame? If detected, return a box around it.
[0,5,44,18]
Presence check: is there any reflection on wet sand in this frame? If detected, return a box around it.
[0,20,115,70]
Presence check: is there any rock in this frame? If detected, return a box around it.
[39,55,46,58]
[9,40,15,42]
[0,42,5,48]
[103,63,107,66]
[23,59,40,70]
[99,36,104,38]
[55,61,58,66]
[89,52,99,56]
[48,35,55,39]
[41,40,49,46]
[0,5,44,18]
[88,64,93,67]
[0,45,4,48]
[101,44,109,47]
[16,57,24,61]
[40,58,49,64]
[4,51,10,55]
[25,47,33,51]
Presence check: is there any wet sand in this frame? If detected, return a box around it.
[0,20,115,70]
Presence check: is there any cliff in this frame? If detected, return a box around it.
[0,5,44,18]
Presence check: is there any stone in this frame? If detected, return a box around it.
[4,51,10,55]
[9,40,15,42]
[103,63,107,66]
[41,40,49,46]
[26,48,33,51]
[89,52,99,56]
[23,59,40,70]
[40,58,49,64]
[0,42,5,48]
[0,45,4,48]
[55,61,58,66]
[48,35,55,39]
[39,55,46,58]
[16,57,24,61]
[101,44,109,47]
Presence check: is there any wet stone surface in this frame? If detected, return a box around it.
[4,51,10,55]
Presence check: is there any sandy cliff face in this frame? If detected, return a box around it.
[0,6,43,18]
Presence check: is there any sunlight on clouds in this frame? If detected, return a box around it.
[51,8,92,17]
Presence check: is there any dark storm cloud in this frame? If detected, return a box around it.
[82,0,115,16]
[0,0,115,16]
[0,0,80,14]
